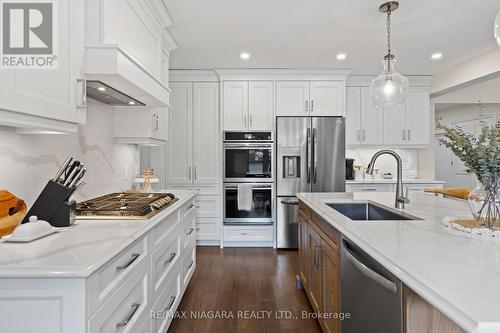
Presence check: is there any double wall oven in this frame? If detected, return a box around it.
[223,131,274,225]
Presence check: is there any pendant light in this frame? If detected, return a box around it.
[370,1,409,107]
[495,10,500,47]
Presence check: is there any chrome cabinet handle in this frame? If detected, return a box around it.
[361,188,377,191]
[185,260,194,270]
[356,130,360,141]
[164,296,176,311]
[116,253,140,271]
[402,130,406,141]
[310,99,314,112]
[306,128,311,183]
[362,129,366,141]
[407,129,411,141]
[116,303,140,328]
[305,100,309,112]
[76,79,86,109]
[244,114,247,127]
[193,166,197,180]
[249,114,253,127]
[343,242,397,293]
[156,114,159,131]
[187,203,194,210]
[186,228,194,235]
[164,252,176,265]
[313,128,318,183]
[188,166,192,180]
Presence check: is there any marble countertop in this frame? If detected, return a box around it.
[0,190,197,278]
[346,178,445,184]
[296,191,499,333]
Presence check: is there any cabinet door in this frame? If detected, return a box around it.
[309,81,344,116]
[321,239,341,333]
[223,81,248,130]
[345,87,361,145]
[193,82,220,183]
[405,87,430,145]
[360,87,384,145]
[0,0,86,124]
[168,83,193,184]
[276,81,310,116]
[382,104,406,145]
[307,226,323,313]
[248,81,274,130]
[298,219,309,289]
[152,108,168,141]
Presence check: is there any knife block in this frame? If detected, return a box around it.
[22,180,77,227]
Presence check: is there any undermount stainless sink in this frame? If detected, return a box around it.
[327,202,421,221]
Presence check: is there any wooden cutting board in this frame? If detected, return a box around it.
[0,190,27,237]
[424,187,471,200]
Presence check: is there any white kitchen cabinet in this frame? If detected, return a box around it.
[0,0,86,131]
[383,87,430,146]
[276,81,310,116]
[346,87,383,145]
[113,108,168,145]
[223,81,274,130]
[168,83,193,184]
[248,81,274,130]
[168,82,220,184]
[276,81,344,117]
[345,184,393,192]
[223,81,248,130]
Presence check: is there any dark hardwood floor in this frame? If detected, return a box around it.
[168,246,321,333]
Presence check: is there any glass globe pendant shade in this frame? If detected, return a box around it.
[370,56,409,107]
[495,10,500,47]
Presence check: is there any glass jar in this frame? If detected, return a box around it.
[468,175,500,229]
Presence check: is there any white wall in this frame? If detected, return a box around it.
[0,100,140,206]
[435,103,500,125]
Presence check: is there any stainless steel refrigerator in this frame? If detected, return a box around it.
[276,116,345,248]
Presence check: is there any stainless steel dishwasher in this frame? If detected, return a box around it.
[341,237,403,333]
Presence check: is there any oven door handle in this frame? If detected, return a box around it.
[281,199,299,205]
[224,144,272,148]
[225,186,272,190]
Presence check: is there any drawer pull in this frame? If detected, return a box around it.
[186,228,194,235]
[116,303,140,328]
[361,188,377,191]
[164,252,176,265]
[196,227,200,231]
[116,253,140,271]
[185,260,194,270]
[164,296,176,311]
[187,203,194,210]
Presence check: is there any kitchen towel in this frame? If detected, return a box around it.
[237,184,253,211]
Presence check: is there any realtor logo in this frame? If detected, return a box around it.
[1,0,57,68]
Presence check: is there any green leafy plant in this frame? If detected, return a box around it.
[438,121,500,185]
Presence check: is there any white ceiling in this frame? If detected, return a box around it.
[163,0,500,75]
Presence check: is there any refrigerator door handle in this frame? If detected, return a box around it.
[313,128,318,183]
[306,128,311,183]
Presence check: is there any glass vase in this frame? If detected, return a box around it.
[468,175,500,230]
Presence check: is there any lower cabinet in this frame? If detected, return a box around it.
[299,202,342,333]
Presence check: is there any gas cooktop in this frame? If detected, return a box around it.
[76,192,178,220]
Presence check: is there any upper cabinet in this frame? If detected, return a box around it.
[0,0,86,133]
[222,81,274,130]
[346,77,431,147]
[276,81,344,117]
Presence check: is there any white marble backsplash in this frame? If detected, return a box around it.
[0,100,139,206]
[346,148,418,178]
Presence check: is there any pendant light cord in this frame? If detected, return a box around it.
[386,6,392,71]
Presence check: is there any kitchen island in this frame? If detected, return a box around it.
[297,191,499,333]
[0,190,197,333]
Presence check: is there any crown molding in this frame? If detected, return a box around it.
[170,70,220,82]
[214,68,352,81]
[347,75,432,87]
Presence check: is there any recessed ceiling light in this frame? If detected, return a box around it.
[240,52,250,60]
[128,101,136,105]
[97,87,106,92]
[336,53,347,60]
[431,52,443,60]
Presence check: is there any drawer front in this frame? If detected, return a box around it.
[195,195,222,218]
[196,217,219,240]
[345,184,393,192]
[151,226,181,297]
[149,210,180,250]
[224,226,274,241]
[167,185,221,195]
[88,237,147,316]
[181,240,196,290]
[137,317,150,333]
[89,260,149,333]
[183,199,196,220]
[151,269,181,333]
